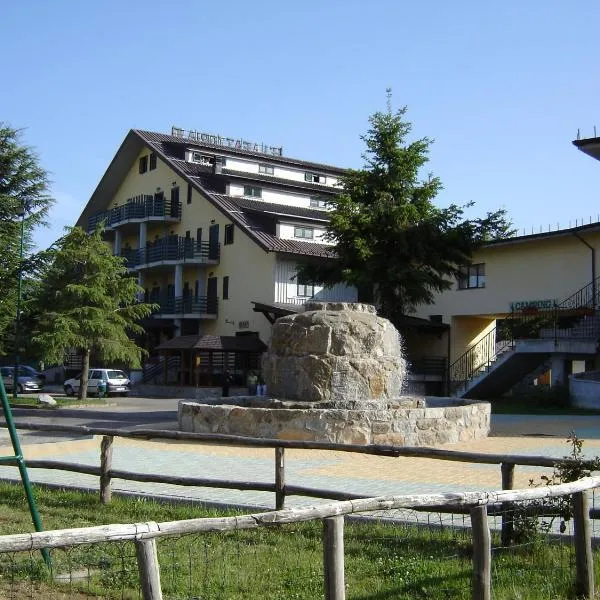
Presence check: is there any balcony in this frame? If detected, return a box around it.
[150,295,218,318]
[88,194,181,232]
[120,237,220,270]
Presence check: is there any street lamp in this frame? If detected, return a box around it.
[13,201,29,400]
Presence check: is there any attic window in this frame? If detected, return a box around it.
[191,152,214,166]
[149,153,157,170]
[305,172,326,184]
[259,164,274,175]
[139,156,148,174]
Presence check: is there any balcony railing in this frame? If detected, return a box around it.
[120,237,220,269]
[150,295,218,316]
[88,195,182,231]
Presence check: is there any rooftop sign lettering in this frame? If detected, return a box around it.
[171,126,283,157]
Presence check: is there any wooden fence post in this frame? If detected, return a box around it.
[275,447,285,510]
[100,435,114,504]
[470,505,491,600]
[323,515,345,600]
[135,536,163,600]
[500,462,514,546]
[573,491,594,599]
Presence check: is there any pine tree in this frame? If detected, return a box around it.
[0,124,54,354]
[33,225,155,399]
[298,101,513,324]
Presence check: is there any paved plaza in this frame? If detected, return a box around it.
[1,410,600,510]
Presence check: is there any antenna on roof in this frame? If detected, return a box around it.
[386,88,393,114]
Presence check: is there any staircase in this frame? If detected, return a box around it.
[142,356,180,383]
[449,277,600,399]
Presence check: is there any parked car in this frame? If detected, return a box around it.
[0,366,44,394]
[16,365,46,381]
[63,369,130,397]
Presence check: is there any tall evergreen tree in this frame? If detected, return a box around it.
[298,101,514,324]
[0,124,54,354]
[33,225,155,399]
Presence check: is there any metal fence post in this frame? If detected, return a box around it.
[323,515,345,600]
[573,491,594,599]
[470,505,491,600]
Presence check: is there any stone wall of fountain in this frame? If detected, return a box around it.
[179,303,490,446]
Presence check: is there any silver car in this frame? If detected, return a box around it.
[0,366,44,394]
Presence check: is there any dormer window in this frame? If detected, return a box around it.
[191,152,214,166]
[259,164,274,175]
[310,196,329,209]
[305,172,326,184]
[244,186,262,198]
[294,226,314,240]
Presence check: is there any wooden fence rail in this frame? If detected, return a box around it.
[0,477,599,600]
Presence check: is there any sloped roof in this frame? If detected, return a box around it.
[135,129,347,174]
[156,335,267,352]
[77,129,338,261]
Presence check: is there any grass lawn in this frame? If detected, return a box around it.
[6,395,107,408]
[0,482,596,599]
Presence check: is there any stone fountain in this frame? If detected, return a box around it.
[178,303,490,446]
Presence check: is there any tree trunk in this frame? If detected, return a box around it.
[79,349,90,400]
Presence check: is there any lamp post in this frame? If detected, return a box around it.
[13,202,28,400]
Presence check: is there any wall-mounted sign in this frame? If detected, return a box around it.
[509,299,557,311]
[171,126,283,157]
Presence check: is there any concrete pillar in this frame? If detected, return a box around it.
[139,222,147,248]
[137,271,145,302]
[174,265,183,298]
[114,230,122,255]
[551,354,567,386]
[196,268,206,298]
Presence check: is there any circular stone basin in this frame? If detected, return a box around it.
[178,396,491,446]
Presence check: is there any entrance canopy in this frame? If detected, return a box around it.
[154,335,267,386]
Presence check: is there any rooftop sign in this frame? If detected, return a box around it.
[171,126,283,157]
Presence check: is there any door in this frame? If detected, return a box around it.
[87,370,101,394]
[208,224,219,260]
[207,276,218,314]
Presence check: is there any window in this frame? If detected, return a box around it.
[305,172,326,184]
[243,186,262,198]
[171,186,180,205]
[458,263,486,289]
[187,182,192,205]
[224,224,234,245]
[191,152,213,166]
[223,276,229,300]
[149,153,157,170]
[294,226,314,240]
[309,196,329,208]
[297,276,314,298]
[138,155,148,174]
[259,163,274,175]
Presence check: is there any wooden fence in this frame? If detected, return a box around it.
[1,422,600,598]
[0,476,598,600]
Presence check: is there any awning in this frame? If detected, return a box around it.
[252,300,303,324]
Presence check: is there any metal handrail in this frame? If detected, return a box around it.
[449,276,600,393]
[120,238,220,268]
[88,195,182,231]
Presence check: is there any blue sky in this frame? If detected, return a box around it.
[2,1,600,249]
